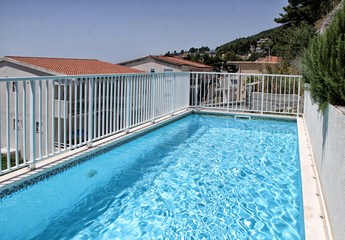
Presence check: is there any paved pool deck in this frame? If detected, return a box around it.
[0,109,332,239]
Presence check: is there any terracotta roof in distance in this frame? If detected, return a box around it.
[256,56,282,63]
[152,55,212,68]
[5,56,146,75]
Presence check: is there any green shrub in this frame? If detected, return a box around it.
[302,2,345,110]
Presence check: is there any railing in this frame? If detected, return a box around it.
[0,72,303,175]
[0,72,190,175]
[190,72,303,115]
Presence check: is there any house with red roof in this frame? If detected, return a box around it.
[118,55,213,73]
[0,57,145,156]
[0,56,145,78]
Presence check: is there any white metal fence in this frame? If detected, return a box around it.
[0,73,190,175]
[0,72,303,175]
[190,72,303,115]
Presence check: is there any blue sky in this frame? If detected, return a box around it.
[0,0,288,63]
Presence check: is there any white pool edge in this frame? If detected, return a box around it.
[297,117,333,240]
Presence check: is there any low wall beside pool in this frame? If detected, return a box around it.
[304,91,345,240]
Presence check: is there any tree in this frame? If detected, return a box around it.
[275,0,341,26]
[302,2,345,110]
[272,21,316,64]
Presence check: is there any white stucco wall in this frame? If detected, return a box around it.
[0,61,55,78]
[304,90,345,240]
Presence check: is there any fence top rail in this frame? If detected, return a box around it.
[0,72,191,82]
[190,72,303,78]
[0,72,302,82]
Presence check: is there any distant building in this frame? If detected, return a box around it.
[118,55,213,73]
[0,56,145,159]
[255,47,263,53]
[226,61,280,74]
[257,38,272,45]
[256,56,282,63]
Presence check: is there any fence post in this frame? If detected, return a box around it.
[261,75,264,114]
[171,74,176,115]
[227,74,230,112]
[151,74,156,123]
[126,76,131,133]
[195,73,198,108]
[88,77,93,148]
[297,77,301,117]
[6,82,10,169]
[29,80,36,170]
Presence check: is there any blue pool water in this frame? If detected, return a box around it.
[0,114,304,239]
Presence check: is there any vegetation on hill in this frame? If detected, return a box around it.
[163,0,341,74]
[303,1,345,110]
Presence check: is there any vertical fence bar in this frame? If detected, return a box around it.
[105,77,109,135]
[102,77,105,137]
[58,79,61,152]
[22,81,27,164]
[152,75,156,123]
[113,77,118,133]
[74,79,78,145]
[69,79,72,149]
[80,78,83,144]
[109,77,113,134]
[261,75,264,114]
[6,82,10,169]
[64,79,67,150]
[93,78,97,139]
[195,73,198,108]
[98,78,101,138]
[172,74,176,114]
[39,80,42,157]
[29,80,36,169]
[14,82,19,166]
[52,80,55,154]
[84,78,88,142]
[126,76,130,132]
[296,77,301,117]
[88,77,94,147]
[45,80,49,155]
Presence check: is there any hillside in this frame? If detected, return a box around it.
[216,26,284,55]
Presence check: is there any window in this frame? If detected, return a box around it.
[164,69,173,72]
[150,69,155,73]
[12,82,16,92]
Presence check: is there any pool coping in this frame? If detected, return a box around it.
[0,109,332,240]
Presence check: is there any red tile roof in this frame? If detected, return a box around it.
[256,56,282,63]
[152,56,212,68]
[5,56,146,75]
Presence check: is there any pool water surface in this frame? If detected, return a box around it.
[0,114,304,239]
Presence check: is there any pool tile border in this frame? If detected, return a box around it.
[0,111,193,199]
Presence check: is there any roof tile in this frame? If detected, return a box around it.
[5,56,146,75]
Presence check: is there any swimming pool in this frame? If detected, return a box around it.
[0,114,304,239]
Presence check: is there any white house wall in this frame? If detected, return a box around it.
[0,61,55,78]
